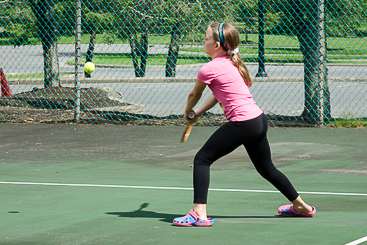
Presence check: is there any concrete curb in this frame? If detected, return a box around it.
[7,76,366,85]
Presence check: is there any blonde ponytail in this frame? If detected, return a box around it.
[210,22,252,88]
[230,53,252,87]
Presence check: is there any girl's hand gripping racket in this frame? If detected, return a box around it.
[180,111,196,143]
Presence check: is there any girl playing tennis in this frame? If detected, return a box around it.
[173,23,316,227]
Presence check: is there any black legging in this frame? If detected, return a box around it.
[193,113,299,204]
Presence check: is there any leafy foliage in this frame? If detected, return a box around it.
[1,0,365,47]
[0,1,36,45]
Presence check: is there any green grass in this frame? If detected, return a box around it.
[6,73,73,79]
[243,34,367,58]
[181,46,303,55]
[248,34,300,47]
[67,54,211,66]
[242,55,304,63]
[328,118,367,128]
[0,34,172,46]
[58,35,107,45]
[66,52,365,67]
[1,32,365,65]
[181,46,366,57]
[1,32,366,48]
[67,53,305,66]
[181,33,366,63]
[45,34,175,46]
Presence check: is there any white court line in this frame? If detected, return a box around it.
[345,236,367,245]
[1,181,367,196]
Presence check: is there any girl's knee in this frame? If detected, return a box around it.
[256,165,278,180]
[194,151,213,167]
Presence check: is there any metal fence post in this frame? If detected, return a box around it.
[75,0,82,121]
[317,0,330,125]
[256,0,268,77]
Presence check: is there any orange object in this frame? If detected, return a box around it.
[0,68,13,96]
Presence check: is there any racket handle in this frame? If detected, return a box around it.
[188,111,196,119]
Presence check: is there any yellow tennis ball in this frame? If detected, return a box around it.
[84,62,95,73]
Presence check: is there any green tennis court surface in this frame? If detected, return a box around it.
[1,124,366,245]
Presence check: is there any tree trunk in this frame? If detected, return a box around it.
[128,2,149,78]
[140,21,149,77]
[165,21,182,77]
[291,0,330,125]
[129,34,142,77]
[29,0,60,88]
[85,30,96,78]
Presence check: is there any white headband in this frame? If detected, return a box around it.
[230,48,239,55]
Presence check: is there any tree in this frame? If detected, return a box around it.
[164,2,186,78]
[29,0,60,88]
[265,0,365,37]
[164,0,234,77]
[0,1,36,46]
[325,0,366,37]
[287,0,330,124]
[122,1,150,78]
[165,20,182,77]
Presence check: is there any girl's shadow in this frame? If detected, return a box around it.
[106,203,280,223]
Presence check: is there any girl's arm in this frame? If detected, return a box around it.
[185,80,207,117]
[195,94,218,116]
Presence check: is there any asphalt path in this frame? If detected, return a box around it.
[1,44,367,77]
[9,81,367,118]
[1,44,366,118]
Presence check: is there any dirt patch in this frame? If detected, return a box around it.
[0,87,318,126]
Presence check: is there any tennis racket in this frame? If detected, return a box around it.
[180,111,196,143]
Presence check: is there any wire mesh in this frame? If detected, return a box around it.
[0,0,366,127]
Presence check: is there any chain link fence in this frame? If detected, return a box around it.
[0,0,366,127]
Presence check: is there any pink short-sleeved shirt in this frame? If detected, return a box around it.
[197,55,263,121]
